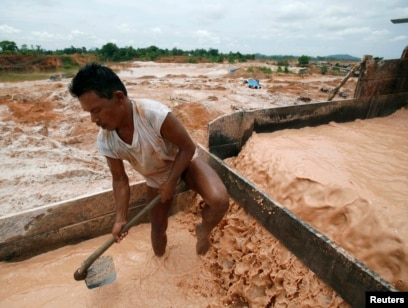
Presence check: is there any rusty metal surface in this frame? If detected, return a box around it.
[355,52,408,98]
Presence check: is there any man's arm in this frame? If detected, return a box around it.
[159,112,196,201]
[106,156,130,242]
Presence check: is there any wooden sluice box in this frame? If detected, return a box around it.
[204,52,408,306]
[205,91,407,307]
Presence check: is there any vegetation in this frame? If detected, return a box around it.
[0,40,255,64]
[320,65,328,75]
[0,40,362,82]
[0,40,362,67]
[298,55,311,67]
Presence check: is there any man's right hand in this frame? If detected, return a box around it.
[112,221,128,243]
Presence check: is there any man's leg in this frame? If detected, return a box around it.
[147,186,172,256]
[183,157,229,255]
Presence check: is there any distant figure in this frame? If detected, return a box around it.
[69,63,229,256]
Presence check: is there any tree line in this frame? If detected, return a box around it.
[0,40,255,63]
[1,40,362,70]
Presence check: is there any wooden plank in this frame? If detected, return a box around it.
[197,145,398,307]
[0,181,191,261]
[391,18,408,24]
[0,181,146,240]
[208,94,408,159]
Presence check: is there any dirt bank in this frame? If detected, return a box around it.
[0,54,97,72]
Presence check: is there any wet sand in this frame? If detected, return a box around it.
[227,107,408,291]
[0,212,218,307]
[2,109,405,306]
[0,205,349,307]
[0,62,402,307]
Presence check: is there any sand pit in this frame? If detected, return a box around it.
[0,61,353,215]
[0,61,385,307]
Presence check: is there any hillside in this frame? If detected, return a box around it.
[0,54,97,72]
[325,54,360,61]
[256,53,360,61]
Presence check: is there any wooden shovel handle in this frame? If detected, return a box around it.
[74,195,161,280]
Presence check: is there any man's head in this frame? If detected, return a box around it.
[69,62,127,99]
[69,63,130,131]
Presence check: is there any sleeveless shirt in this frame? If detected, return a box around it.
[97,99,179,188]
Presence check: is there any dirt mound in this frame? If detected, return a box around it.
[171,101,224,145]
[0,54,96,72]
[227,66,273,81]
[0,93,61,124]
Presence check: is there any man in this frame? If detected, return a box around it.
[69,63,229,256]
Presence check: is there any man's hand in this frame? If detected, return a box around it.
[112,221,128,243]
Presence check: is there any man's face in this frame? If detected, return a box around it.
[78,91,121,131]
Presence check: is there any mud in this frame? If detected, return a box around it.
[0,62,379,307]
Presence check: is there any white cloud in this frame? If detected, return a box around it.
[151,27,162,34]
[391,35,408,42]
[71,30,85,36]
[335,27,372,36]
[117,24,132,33]
[0,0,406,58]
[31,31,55,39]
[192,4,226,25]
[0,24,21,34]
[194,30,220,46]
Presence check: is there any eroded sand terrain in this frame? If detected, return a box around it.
[1,61,395,307]
[0,61,356,215]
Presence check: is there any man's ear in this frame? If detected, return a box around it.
[113,91,126,104]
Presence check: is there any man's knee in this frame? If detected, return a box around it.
[215,190,229,212]
[214,181,229,207]
[205,186,229,215]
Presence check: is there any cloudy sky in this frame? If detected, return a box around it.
[1,0,407,59]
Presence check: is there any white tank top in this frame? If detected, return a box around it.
[97,99,179,188]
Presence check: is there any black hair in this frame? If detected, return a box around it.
[68,62,127,99]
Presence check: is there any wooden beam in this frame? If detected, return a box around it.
[391,18,408,24]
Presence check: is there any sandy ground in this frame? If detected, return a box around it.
[0,61,356,215]
[0,61,365,307]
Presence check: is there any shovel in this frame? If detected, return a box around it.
[73,194,161,289]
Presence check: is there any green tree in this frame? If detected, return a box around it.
[170,47,184,56]
[20,44,29,55]
[0,40,19,53]
[100,42,119,61]
[277,59,289,67]
[298,55,310,67]
[208,48,219,57]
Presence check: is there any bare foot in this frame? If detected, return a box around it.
[152,233,167,257]
[195,223,211,255]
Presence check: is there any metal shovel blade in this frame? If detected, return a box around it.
[85,255,117,289]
